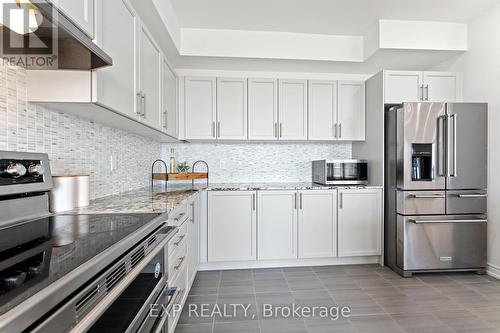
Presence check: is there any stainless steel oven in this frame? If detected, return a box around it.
[312,160,368,185]
[30,225,178,333]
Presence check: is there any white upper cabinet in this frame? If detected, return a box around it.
[384,71,424,104]
[248,79,278,140]
[278,79,308,140]
[216,78,248,140]
[53,0,94,38]
[337,81,365,141]
[139,25,162,130]
[298,190,337,258]
[257,191,298,260]
[93,0,138,119]
[184,77,217,140]
[308,80,337,140]
[162,57,178,137]
[208,191,257,262]
[384,70,462,103]
[423,72,462,102]
[338,188,382,257]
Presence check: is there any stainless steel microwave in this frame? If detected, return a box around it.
[312,160,368,185]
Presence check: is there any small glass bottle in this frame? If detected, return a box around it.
[169,148,176,173]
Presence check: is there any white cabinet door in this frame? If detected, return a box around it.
[139,25,161,129]
[338,188,382,257]
[162,57,178,137]
[308,80,337,140]
[384,71,424,104]
[93,0,138,119]
[248,78,278,140]
[278,79,308,140]
[337,81,365,141]
[216,78,248,140]
[257,191,298,260]
[208,191,257,262]
[298,190,337,258]
[54,0,94,38]
[187,195,199,286]
[185,77,217,140]
[423,72,462,102]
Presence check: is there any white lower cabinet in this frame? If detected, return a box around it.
[257,191,298,260]
[208,191,257,262]
[298,190,338,258]
[338,188,383,257]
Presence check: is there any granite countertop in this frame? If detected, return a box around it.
[205,182,383,191]
[68,187,198,215]
[67,182,382,215]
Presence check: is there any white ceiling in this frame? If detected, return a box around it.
[171,0,498,35]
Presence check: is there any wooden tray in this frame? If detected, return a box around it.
[152,172,208,181]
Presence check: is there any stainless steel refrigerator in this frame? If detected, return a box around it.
[384,102,487,277]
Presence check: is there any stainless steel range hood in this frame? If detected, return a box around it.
[1,0,112,69]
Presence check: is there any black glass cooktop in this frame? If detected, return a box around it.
[0,213,161,315]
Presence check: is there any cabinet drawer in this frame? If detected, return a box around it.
[168,222,188,257]
[397,191,445,215]
[167,262,188,333]
[168,240,187,282]
[169,201,189,227]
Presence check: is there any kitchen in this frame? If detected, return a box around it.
[1,0,500,332]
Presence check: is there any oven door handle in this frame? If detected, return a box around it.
[151,287,184,333]
[408,218,487,224]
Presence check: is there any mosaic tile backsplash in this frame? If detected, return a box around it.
[161,142,352,183]
[0,65,162,200]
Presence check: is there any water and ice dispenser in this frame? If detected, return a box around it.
[411,144,433,181]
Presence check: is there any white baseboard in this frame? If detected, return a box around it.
[487,263,500,280]
[198,256,381,271]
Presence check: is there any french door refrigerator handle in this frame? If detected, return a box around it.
[447,114,454,177]
[452,114,458,177]
[437,115,447,177]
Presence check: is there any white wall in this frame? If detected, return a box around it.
[434,2,500,277]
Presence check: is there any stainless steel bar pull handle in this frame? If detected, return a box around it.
[420,85,424,101]
[136,92,142,115]
[452,114,457,177]
[437,115,447,176]
[294,192,297,210]
[299,193,303,210]
[425,85,429,101]
[174,212,185,221]
[217,122,221,138]
[338,123,342,138]
[334,123,338,138]
[141,93,146,117]
[409,219,487,224]
[174,235,185,246]
[457,194,487,198]
[447,114,458,177]
[408,194,445,199]
[252,193,256,211]
[280,123,283,138]
[212,122,216,138]
[174,256,186,270]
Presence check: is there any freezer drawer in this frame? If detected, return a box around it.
[397,190,445,215]
[397,215,487,271]
[446,190,487,215]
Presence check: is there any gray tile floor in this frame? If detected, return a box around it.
[175,265,500,333]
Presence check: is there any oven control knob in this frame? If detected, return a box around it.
[28,164,45,177]
[5,163,27,178]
